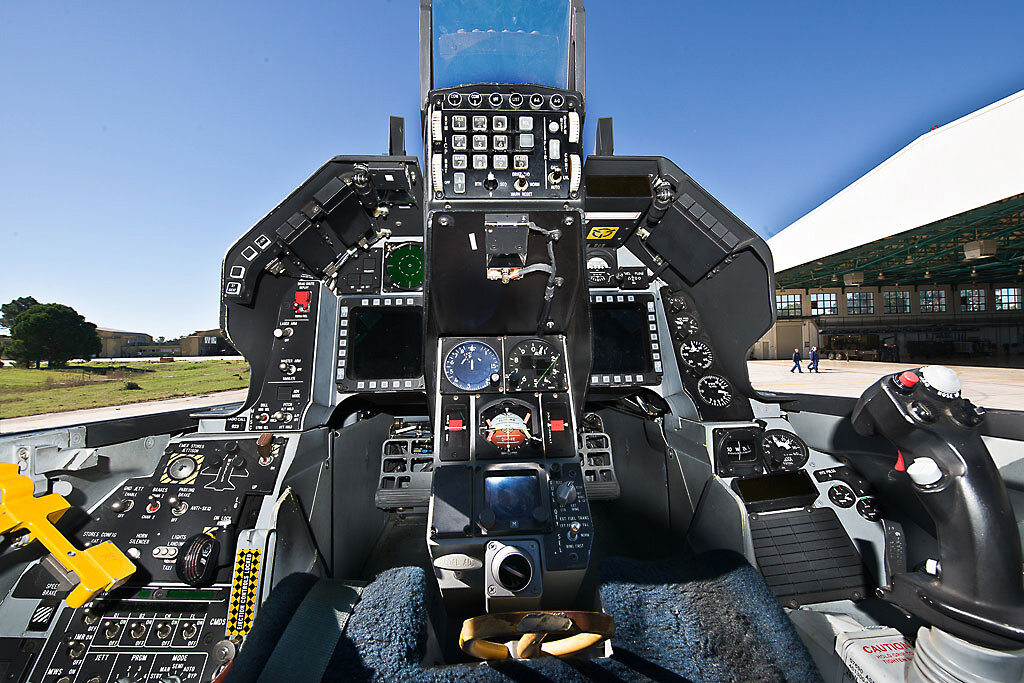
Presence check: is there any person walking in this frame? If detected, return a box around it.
[790,348,802,373]
[808,346,820,373]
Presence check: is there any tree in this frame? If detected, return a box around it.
[8,304,101,368]
[1,296,40,331]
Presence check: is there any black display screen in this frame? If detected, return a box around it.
[484,475,539,521]
[591,303,653,375]
[585,175,653,198]
[734,471,817,504]
[347,308,423,379]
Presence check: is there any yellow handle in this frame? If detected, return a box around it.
[0,463,136,607]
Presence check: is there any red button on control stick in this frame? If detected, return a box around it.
[898,371,919,389]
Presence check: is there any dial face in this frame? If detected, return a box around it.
[673,314,699,337]
[389,244,425,290]
[761,430,809,471]
[444,341,501,391]
[697,375,732,407]
[480,402,538,453]
[586,255,611,271]
[828,484,856,508]
[506,339,565,391]
[386,243,425,290]
[857,497,881,521]
[679,340,714,370]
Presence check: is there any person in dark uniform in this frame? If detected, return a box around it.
[808,346,820,373]
[790,348,802,373]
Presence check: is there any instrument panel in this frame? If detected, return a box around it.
[438,336,569,395]
[428,85,583,200]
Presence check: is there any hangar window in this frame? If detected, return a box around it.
[809,293,837,315]
[919,290,947,313]
[776,294,802,317]
[883,291,910,314]
[845,292,874,315]
[960,289,986,312]
[994,287,1022,311]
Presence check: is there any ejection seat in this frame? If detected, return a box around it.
[224,551,821,682]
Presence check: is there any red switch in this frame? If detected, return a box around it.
[448,419,464,431]
[550,420,565,432]
[895,450,906,472]
[897,371,919,389]
[294,291,312,313]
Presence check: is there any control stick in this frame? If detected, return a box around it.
[851,366,1024,650]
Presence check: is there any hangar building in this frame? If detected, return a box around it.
[757,89,1024,366]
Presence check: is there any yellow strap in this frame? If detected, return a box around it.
[459,611,614,660]
[0,463,136,607]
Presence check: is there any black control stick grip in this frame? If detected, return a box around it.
[851,366,1024,649]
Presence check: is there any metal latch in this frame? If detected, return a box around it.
[0,463,135,607]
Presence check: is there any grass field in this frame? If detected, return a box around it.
[0,360,249,418]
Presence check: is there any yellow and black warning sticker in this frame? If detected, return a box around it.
[586,226,619,240]
[227,549,262,636]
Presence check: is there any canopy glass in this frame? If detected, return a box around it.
[432,0,571,89]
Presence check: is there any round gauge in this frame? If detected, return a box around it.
[673,314,699,337]
[666,294,687,312]
[697,375,732,407]
[828,484,856,508]
[506,339,565,391]
[444,342,501,392]
[480,402,538,453]
[586,255,611,271]
[679,340,714,370]
[857,497,881,522]
[386,243,424,290]
[761,430,809,471]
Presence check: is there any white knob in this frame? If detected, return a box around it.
[920,365,961,397]
[907,457,943,486]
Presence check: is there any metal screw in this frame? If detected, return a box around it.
[563,215,574,225]
[16,447,28,460]
[438,215,450,226]
[487,585,496,595]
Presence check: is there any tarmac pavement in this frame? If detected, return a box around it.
[747,360,1024,411]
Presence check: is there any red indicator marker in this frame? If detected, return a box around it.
[448,419,463,431]
[550,420,565,432]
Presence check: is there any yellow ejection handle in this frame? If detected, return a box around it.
[0,462,136,607]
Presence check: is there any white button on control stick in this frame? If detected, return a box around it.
[919,365,961,398]
[907,457,943,486]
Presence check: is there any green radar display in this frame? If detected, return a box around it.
[386,243,424,290]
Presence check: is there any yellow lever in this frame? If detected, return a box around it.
[0,462,136,607]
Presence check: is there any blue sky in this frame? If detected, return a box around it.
[2,1,1023,338]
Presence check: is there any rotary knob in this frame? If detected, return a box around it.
[555,482,577,507]
[919,365,961,398]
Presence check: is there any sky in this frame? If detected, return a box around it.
[2,1,1023,338]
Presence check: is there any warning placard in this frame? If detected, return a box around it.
[226,549,261,636]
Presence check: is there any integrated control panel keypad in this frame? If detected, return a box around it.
[429,87,583,199]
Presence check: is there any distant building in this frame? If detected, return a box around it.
[96,327,236,358]
[757,89,1024,366]
[179,329,236,357]
[96,328,157,358]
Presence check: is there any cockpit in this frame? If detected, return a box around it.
[1,1,1022,681]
